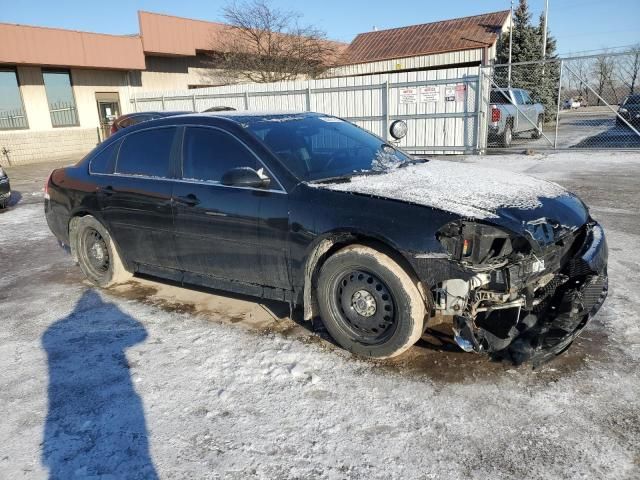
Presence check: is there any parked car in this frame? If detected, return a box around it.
[616,94,640,128]
[0,166,10,208]
[44,111,608,364]
[488,88,545,147]
[109,111,190,135]
[563,98,581,109]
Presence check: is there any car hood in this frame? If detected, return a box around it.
[312,160,589,246]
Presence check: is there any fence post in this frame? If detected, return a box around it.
[161,95,165,111]
[192,94,197,112]
[475,68,484,154]
[554,59,564,149]
[244,91,250,111]
[306,86,312,112]
[384,81,390,141]
[133,95,138,112]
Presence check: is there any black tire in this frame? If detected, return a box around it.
[532,115,543,139]
[499,122,513,147]
[70,215,131,288]
[317,245,426,359]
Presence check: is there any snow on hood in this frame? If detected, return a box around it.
[312,160,569,219]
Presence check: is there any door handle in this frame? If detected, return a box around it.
[175,194,200,207]
[98,185,115,196]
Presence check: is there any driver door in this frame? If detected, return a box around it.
[172,126,290,289]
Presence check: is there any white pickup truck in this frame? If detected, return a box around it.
[488,88,545,147]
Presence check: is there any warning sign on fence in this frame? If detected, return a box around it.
[419,86,440,102]
[399,87,418,104]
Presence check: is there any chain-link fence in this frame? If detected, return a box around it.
[481,50,640,151]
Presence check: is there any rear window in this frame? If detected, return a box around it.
[490,91,511,104]
[116,127,176,178]
[90,140,120,174]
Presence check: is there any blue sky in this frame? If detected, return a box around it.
[2,0,639,56]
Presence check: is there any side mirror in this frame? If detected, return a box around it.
[389,120,408,140]
[221,167,271,189]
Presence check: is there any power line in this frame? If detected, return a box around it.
[557,44,639,56]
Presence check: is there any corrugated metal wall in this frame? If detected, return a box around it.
[129,66,483,154]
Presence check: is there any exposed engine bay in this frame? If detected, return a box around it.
[431,219,608,364]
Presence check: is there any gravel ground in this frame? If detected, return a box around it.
[0,151,639,479]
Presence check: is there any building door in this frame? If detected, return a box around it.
[95,92,120,140]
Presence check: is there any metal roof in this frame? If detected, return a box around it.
[340,10,511,65]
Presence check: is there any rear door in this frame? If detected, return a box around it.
[173,126,290,289]
[96,126,181,270]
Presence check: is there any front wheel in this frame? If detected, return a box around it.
[317,245,426,359]
[70,215,131,288]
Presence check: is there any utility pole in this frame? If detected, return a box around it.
[542,0,549,60]
[541,0,549,76]
[508,0,514,87]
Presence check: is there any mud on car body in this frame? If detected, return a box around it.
[44,112,608,365]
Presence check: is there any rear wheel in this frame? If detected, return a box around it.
[317,245,426,358]
[532,115,543,139]
[499,123,513,147]
[71,215,131,288]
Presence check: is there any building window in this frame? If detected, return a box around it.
[0,69,28,130]
[42,70,79,127]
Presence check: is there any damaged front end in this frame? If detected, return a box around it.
[432,219,608,364]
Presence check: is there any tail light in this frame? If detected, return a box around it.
[44,170,53,200]
[110,123,117,135]
[491,106,501,123]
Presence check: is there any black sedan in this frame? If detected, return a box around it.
[0,165,10,208]
[617,94,640,128]
[44,112,608,364]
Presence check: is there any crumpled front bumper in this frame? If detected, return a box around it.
[456,223,609,365]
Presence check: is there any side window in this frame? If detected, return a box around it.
[522,92,533,104]
[182,127,260,183]
[116,127,176,178]
[513,91,526,105]
[90,140,121,174]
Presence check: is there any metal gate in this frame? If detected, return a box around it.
[480,50,640,151]
[129,67,482,155]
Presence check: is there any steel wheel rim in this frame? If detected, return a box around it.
[332,269,397,344]
[81,227,110,277]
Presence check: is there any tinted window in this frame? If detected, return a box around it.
[624,95,640,105]
[182,127,259,182]
[116,127,176,177]
[90,140,120,174]
[244,115,411,182]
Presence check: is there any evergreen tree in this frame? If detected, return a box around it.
[494,0,560,122]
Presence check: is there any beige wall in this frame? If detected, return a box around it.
[0,66,131,165]
[137,54,229,93]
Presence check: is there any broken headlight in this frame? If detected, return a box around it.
[437,221,529,266]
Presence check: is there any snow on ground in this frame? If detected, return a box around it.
[1,151,640,479]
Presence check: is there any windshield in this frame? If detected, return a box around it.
[243,115,412,182]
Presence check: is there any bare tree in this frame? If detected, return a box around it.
[209,0,340,84]
[615,45,640,96]
[593,54,616,105]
